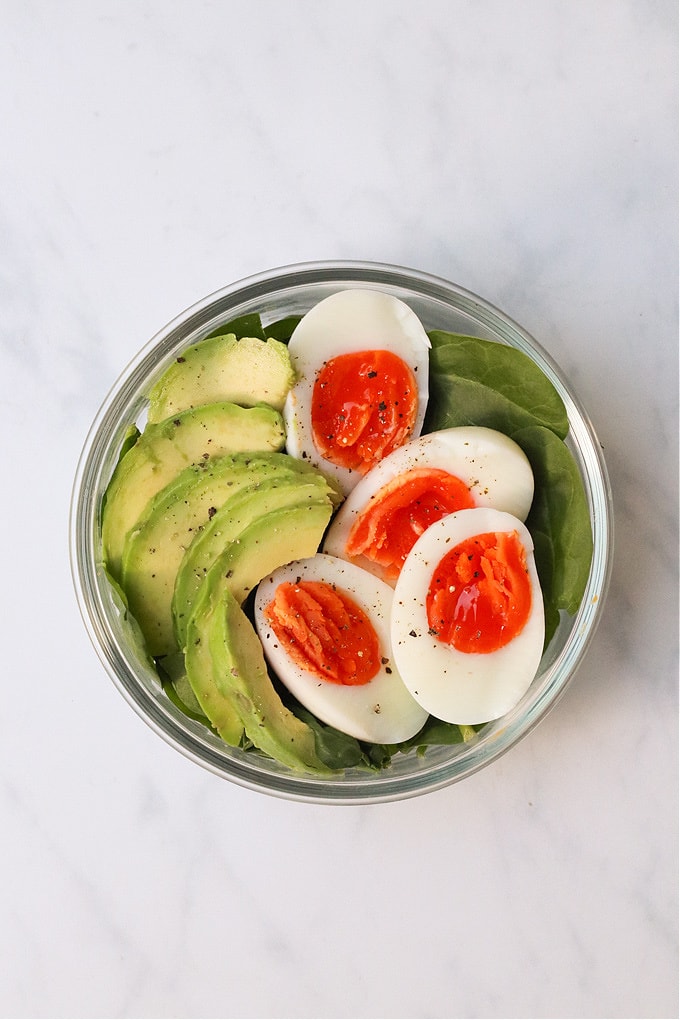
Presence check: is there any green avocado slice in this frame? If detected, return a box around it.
[184,604,244,745]
[119,452,313,657]
[205,587,332,773]
[102,401,285,581]
[192,500,335,622]
[147,334,296,424]
[172,474,338,650]
[183,500,336,767]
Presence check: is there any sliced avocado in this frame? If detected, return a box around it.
[185,606,244,745]
[102,401,285,581]
[173,473,338,650]
[193,500,335,622]
[147,334,296,424]
[119,451,305,656]
[157,651,211,725]
[181,494,335,766]
[204,587,332,773]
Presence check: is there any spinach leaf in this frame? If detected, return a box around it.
[360,741,393,769]
[204,312,266,341]
[389,718,465,756]
[512,424,593,618]
[203,312,301,344]
[161,673,212,725]
[264,314,302,343]
[157,652,212,725]
[292,705,379,770]
[425,371,555,437]
[528,528,560,647]
[118,423,141,462]
[426,332,569,439]
[388,718,482,757]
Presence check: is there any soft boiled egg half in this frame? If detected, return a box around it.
[323,426,534,585]
[254,553,429,744]
[283,289,431,496]
[391,507,545,725]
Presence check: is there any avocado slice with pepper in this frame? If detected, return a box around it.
[120,453,335,658]
[185,502,337,772]
[119,452,296,656]
[147,334,296,424]
[172,473,339,649]
[102,401,286,581]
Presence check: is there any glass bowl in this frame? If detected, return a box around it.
[70,260,613,803]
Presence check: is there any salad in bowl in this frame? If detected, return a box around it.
[70,262,612,803]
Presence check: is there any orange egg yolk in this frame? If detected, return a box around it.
[426,531,532,654]
[311,350,418,474]
[264,580,381,686]
[346,468,475,579]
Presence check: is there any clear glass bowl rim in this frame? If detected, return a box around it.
[70,259,614,804]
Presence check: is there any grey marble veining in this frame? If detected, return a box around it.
[0,2,677,1018]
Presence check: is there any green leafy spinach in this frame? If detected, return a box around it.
[424,331,592,648]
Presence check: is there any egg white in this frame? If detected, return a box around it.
[391,507,545,725]
[254,553,429,744]
[283,289,431,496]
[323,427,534,584]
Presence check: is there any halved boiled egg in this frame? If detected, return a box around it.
[254,553,429,744]
[323,427,534,584]
[283,289,431,496]
[391,507,545,724]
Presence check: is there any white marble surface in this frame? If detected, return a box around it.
[1,2,677,1018]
